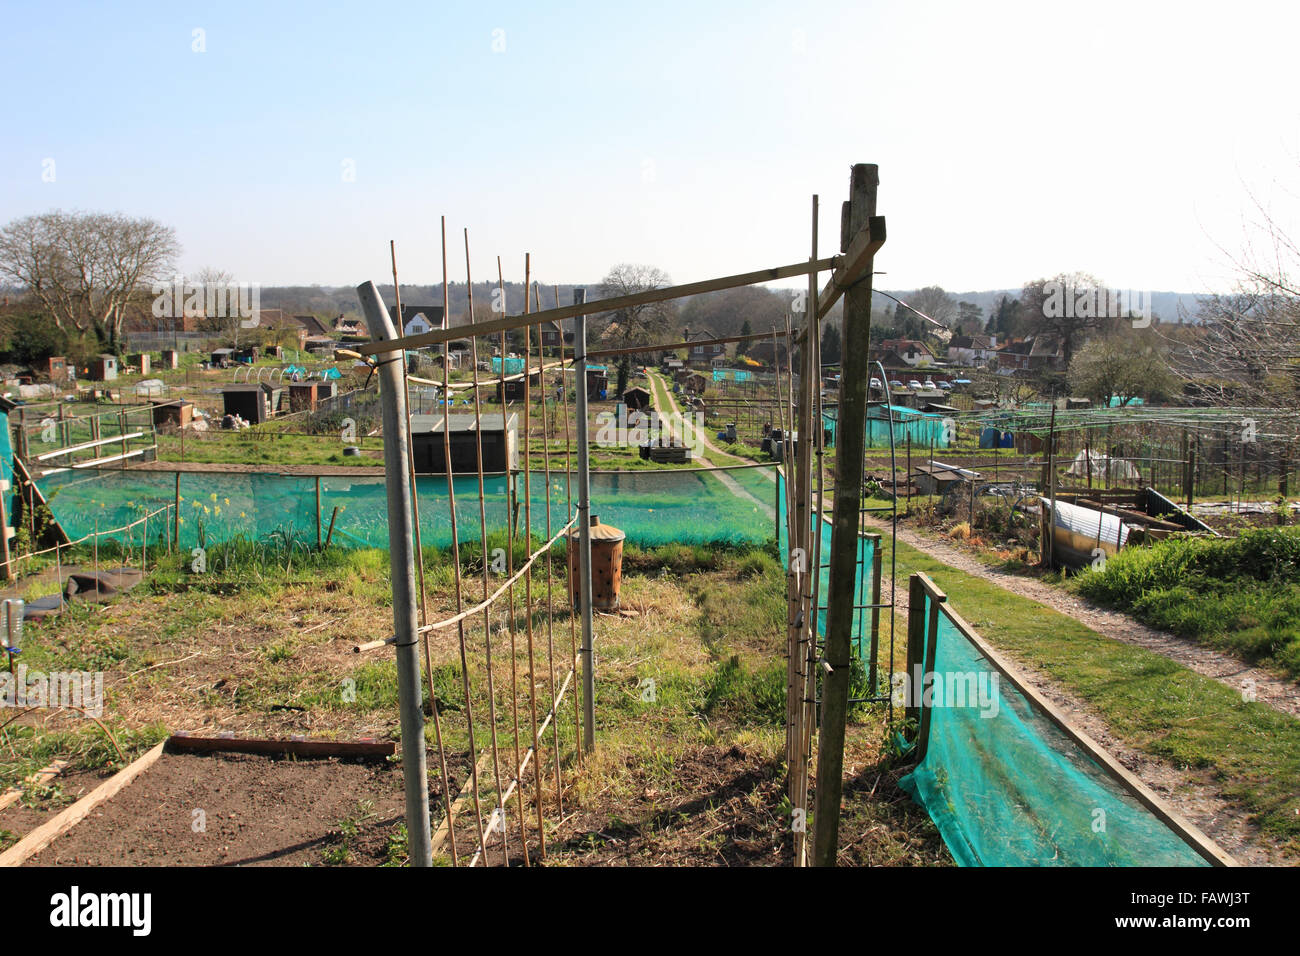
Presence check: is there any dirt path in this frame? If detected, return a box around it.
[868,514,1300,720]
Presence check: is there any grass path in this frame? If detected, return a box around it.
[869,515,1300,720]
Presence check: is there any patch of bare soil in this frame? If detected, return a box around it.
[874,515,1300,719]
[26,751,411,867]
[548,741,944,866]
[550,743,793,866]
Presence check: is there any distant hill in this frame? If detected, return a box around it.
[254,283,1211,330]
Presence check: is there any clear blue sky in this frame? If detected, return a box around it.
[3,0,1298,294]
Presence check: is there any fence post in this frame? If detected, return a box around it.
[813,163,881,867]
[573,288,597,755]
[356,280,433,867]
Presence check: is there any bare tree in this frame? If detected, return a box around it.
[0,210,179,350]
[1161,204,1300,407]
[598,263,677,396]
[1020,271,1125,367]
[906,286,958,328]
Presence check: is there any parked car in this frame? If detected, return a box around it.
[889,379,904,388]
[936,380,953,389]
[923,379,936,389]
[907,380,922,389]
[870,377,881,389]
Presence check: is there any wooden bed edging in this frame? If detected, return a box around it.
[165,734,396,758]
[0,740,166,867]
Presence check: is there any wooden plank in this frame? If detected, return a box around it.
[33,432,146,461]
[0,741,166,867]
[936,596,1236,867]
[353,256,841,357]
[815,215,886,320]
[0,759,69,813]
[165,734,395,758]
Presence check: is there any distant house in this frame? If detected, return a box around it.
[335,315,367,338]
[540,319,574,355]
[685,329,726,364]
[396,305,445,340]
[747,340,787,366]
[994,339,1034,374]
[877,339,935,367]
[947,334,997,365]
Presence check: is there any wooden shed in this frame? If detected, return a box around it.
[221,383,282,424]
[129,353,151,375]
[623,386,652,412]
[152,400,194,428]
[289,381,325,413]
[159,349,180,370]
[410,412,518,474]
[87,354,118,381]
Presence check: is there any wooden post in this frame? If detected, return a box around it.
[904,573,926,729]
[813,163,881,868]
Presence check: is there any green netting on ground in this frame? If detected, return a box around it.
[899,593,1209,867]
[823,406,950,450]
[35,464,781,551]
[776,472,876,663]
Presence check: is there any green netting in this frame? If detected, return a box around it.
[823,406,950,450]
[491,357,526,375]
[36,464,781,551]
[0,410,13,528]
[776,472,877,663]
[899,594,1209,867]
[712,369,754,383]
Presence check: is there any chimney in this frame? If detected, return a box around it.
[989,334,997,348]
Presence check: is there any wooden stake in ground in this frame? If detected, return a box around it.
[813,163,882,867]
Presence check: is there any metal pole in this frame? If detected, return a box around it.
[574,288,597,754]
[355,280,432,866]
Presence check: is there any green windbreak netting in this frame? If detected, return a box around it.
[35,464,781,551]
[776,472,877,663]
[899,594,1209,867]
[823,406,950,450]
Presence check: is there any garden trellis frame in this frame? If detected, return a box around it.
[358,162,885,868]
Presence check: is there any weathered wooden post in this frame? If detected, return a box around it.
[356,280,433,866]
[813,164,882,867]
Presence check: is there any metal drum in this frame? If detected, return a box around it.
[567,514,626,610]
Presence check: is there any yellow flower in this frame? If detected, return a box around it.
[223,498,230,507]
[214,507,221,517]
[209,493,218,502]
[203,506,210,515]
[239,511,247,519]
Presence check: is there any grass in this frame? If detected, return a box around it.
[883,530,1300,854]
[1072,526,1300,680]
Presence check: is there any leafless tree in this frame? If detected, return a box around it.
[598,263,677,395]
[1161,202,1300,407]
[907,286,958,328]
[0,210,179,350]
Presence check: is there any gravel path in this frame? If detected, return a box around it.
[867,514,1300,720]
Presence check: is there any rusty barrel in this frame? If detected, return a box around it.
[567,514,625,610]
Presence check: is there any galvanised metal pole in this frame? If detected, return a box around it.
[356,280,433,866]
[574,288,597,754]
